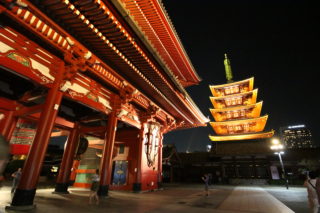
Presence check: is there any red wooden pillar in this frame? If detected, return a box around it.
[133,123,146,192]
[157,133,163,188]
[69,160,80,185]
[98,111,118,196]
[6,116,17,143]
[9,62,64,209]
[54,123,79,193]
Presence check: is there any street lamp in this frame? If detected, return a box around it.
[270,138,289,189]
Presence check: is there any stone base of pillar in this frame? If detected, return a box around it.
[5,204,36,211]
[133,183,141,192]
[53,183,70,194]
[98,185,109,196]
[10,188,36,207]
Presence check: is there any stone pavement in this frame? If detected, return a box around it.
[263,186,309,213]
[0,184,307,213]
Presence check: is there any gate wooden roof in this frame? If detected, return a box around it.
[112,0,201,87]
[0,0,208,128]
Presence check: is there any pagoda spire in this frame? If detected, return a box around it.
[224,54,233,83]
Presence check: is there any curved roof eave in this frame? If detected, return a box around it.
[209,130,275,141]
[110,0,202,87]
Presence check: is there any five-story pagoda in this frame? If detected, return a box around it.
[209,54,274,142]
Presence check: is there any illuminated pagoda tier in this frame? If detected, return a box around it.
[209,54,274,142]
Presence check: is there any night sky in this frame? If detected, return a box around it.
[162,0,320,152]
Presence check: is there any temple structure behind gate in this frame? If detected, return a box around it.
[0,0,208,209]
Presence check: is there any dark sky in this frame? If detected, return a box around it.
[162,0,320,152]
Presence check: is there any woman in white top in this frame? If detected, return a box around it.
[304,171,320,213]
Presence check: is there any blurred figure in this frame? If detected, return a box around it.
[208,173,213,185]
[89,169,100,205]
[202,173,209,196]
[317,173,320,210]
[0,113,10,188]
[11,168,22,193]
[304,171,320,213]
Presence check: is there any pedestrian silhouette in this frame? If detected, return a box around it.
[0,114,10,188]
[89,169,100,205]
[11,168,22,193]
[202,173,209,196]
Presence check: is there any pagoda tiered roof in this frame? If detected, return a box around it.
[209,102,263,122]
[209,77,254,97]
[210,89,258,109]
[209,130,275,141]
[208,55,273,142]
[210,115,269,135]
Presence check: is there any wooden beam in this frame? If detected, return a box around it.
[0,97,17,110]
[51,130,69,137]
[14,104,44,117]
[80,126,106,134]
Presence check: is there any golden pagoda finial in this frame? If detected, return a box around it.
[224,53,233,83]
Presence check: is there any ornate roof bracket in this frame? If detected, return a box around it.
[119,81,138,105]
[139,103,160,124]
[161,116,176,133]
[63,40,95,81]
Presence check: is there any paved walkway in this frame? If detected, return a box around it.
[218,186,294,213]
[0,184,304,213]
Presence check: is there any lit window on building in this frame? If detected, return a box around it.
[225,88,230,95]
[243,124,249,132]
[232,86,239,93]
[237,97,242,105]
[225,99,231,106]
[235,125,242,131]
[227,125,234,134]
[225,97,243,107]
[224,86,240,95]
[233,111,239,118]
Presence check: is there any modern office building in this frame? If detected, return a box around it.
[280,125,314,149]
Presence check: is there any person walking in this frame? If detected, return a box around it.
[202,173,209,196]
[0,135,9,187]
[304,171,320,213]
[11,168,22,193]
[0,114,10,188]
[89,169,100,205]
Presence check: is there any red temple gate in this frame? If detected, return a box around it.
[0,0,208,209]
